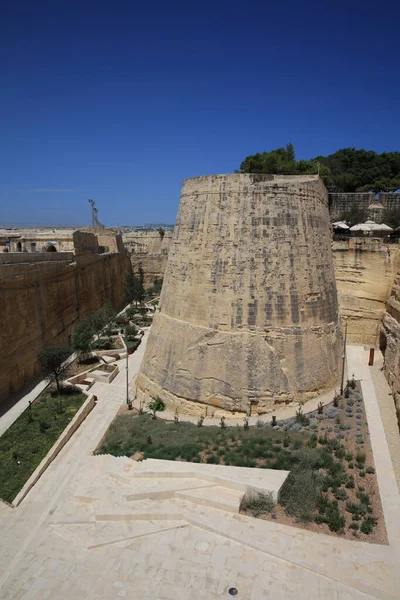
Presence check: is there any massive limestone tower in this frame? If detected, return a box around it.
[136,174,341,415]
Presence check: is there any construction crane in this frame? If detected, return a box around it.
[88,199,105,230]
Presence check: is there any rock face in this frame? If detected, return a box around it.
[136,174,342,415]
[333,240,400,346]
[381,268,400,427]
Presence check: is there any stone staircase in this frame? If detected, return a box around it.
[48,455,289,550]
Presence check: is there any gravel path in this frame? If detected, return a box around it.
[370,353,400,492]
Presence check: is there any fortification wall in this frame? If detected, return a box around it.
[381,268,400,427]
[123,231,172,285]
[329,193,374,220]
[0,252,129,405]
[136,174,342,415]
[333,241,400,345]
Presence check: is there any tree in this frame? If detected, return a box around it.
[102,301,117,335]
[71,319,94,362]
[158,226,165,239]
[125,324,138,340]
[239,145,400,193]
[125,269,139,305]
[382,208,400,229]
[147,396,166,419]
[339,205,368,226]
[90,308,107,340]
[38,346,72,397]
[138,265,145,305]
[125,267,146,306]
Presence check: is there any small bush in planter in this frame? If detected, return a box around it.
[125,324,138,340]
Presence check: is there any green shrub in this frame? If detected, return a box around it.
[295,407,310,427]
[147,397,166,419]
[366,466,375,474]
[356,490,370,505]
[360,516,377,535]
[334,487,348,501]
[240,490,275,517]
[327,509,345,532]
[345,451,353,462]
[308,433,318,448]
[346,501,368,517]
[345,475,355,489]
[335,447,346,460]
[348,462,354,469]
[206,454,219,464]
[125,324,138,339]
[280,468,320,523]
[356,451,366,468]
[349,522,359,530]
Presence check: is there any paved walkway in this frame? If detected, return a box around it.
[0,340,399,599]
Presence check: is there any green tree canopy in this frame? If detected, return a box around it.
[71,319,94,361]
[38,345,72,396]
[126,266,146,306]
[239,145,400,193]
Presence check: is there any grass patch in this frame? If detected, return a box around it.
[0,389,86,503]
[97,414,305,469]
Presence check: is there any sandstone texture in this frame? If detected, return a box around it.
[333,239,400,346]
[136,174,342,414]
[0,252,129,405]
[381,267,400,426]
[123,230,172,286]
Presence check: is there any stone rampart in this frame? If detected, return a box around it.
[136,174,342,415]
[333,241,400,345]
[123,230,172,285]
[381,268,400,427]
[0,252,129,405]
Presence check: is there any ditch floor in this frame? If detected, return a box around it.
[98,383,387,545]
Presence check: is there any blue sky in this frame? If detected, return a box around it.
[1,0,399,226]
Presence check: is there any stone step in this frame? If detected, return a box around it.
[175,485,242,513]
[124,478,215,501]
[135,459,289,501]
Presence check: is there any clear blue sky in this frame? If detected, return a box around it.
[1,0,399,227]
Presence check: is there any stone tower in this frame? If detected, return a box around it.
[136,174,341,415]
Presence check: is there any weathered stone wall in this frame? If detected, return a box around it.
[96,232,125,254]
[123,231,172,285]
[333,240,400,345]
[136,174,342,415]
[381,268,400,427]
[0,252,129,405]
[329,193,374,220]
[72,230,99,254]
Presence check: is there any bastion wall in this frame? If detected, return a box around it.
[136,173,342,415]
[0,252,129,405]
[123,230,173,286]
[333,240,400,346]
[381,267,400,427]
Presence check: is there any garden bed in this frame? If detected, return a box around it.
[97,413,306,469]
[91,336,124,351]
[68,356,101,377]
[0,388,86,503]
[242,383,387,544]
[97,382,386,544]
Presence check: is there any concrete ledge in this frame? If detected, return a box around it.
[12,394,96,507]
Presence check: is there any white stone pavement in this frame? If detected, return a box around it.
[0,340,399,599]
